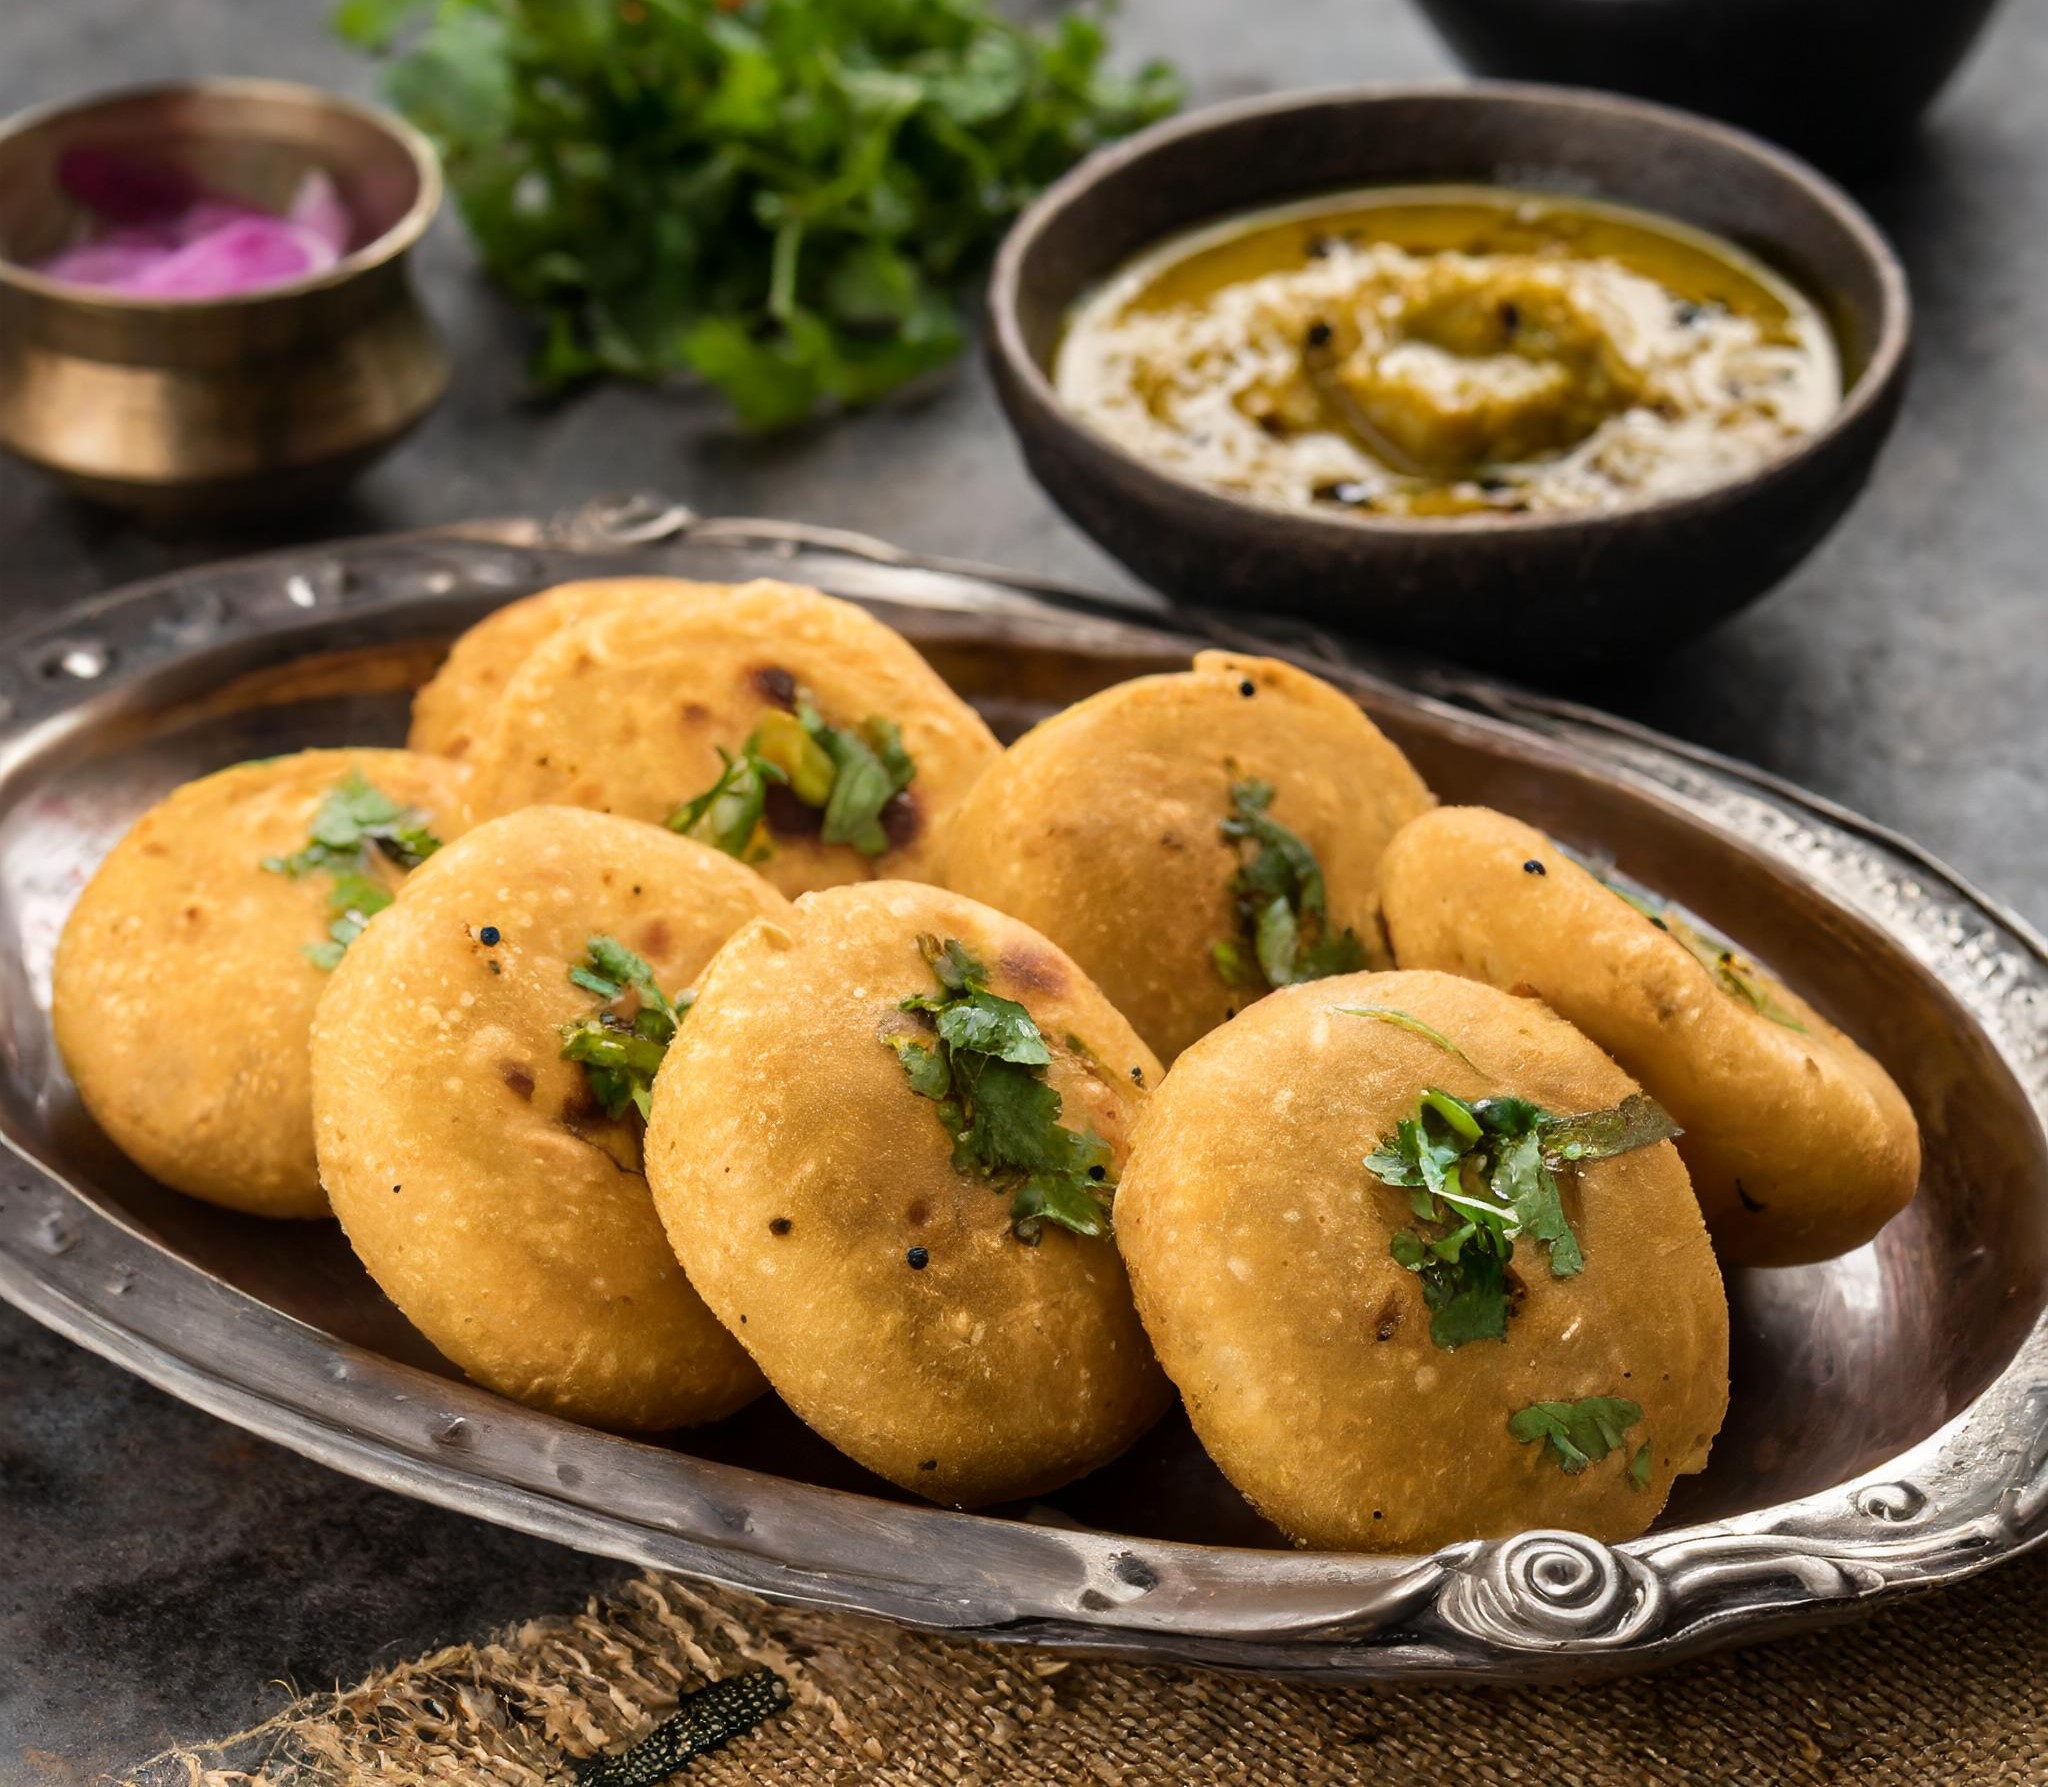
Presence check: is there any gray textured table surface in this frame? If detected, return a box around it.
[1,0,2042,1778]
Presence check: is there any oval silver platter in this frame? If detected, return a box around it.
[3,497,2046,1682]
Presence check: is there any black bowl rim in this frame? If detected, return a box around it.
[987,78,1913,543]
[0,76,444,312]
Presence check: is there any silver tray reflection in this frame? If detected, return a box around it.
[1,500,2045,1680]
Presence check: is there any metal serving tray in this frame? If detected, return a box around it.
[2,498,2044,1680]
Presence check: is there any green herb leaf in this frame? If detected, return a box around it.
[318,870,395,961]
[868,718,915,789]
[922,934,984,995]
[1367,1087,1676,1348]
[341,0,1180,428]
[1566,847,1808,1033]
[808,710,915,855]
[1629,1440,1653,1491]
[331,0,427,52]
[1216,780,1367,993]
[280,769,442,873]
[570,964,622,1001]
[1389,1199,1518,1348]
[1365,1108,1469,1202]
[326,870,394,925]
[1295,930,1372,981]
[935,990,1052,1066]
[559,936,689,1122]
[1493,1127,1583,1279]
[1425,1088,1485,1142]
[1542,1091,1682,1165]
[561,1022,671,1120]
[887,933,1113,1241]
[1423,1247,1514,1348]
[1337,1005,1474,1064]
[263,769,442,969]
[1508,1396,1646,1477]
[669,749,775,860]
[671,699,915,863]
[889,1037,953,1101]
[586,936,669,1008]
[1012,1171,1112,1241]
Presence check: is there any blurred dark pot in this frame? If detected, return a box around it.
[1409,0,2004,172]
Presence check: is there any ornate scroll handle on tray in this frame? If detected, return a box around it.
[1433,1531,1666,1651]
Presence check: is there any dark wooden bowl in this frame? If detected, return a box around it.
[986,83,1912,675]
[1410,0,2005,173]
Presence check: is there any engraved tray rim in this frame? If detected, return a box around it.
[2,497,2044,1682]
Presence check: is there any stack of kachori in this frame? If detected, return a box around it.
[49,574,1920,1547]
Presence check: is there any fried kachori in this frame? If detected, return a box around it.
[464,579,999,899]
[643,879,1169,1506]
[940,650,1433,1063]
[408,576,723,762]
[52,748,471,1219]
[310,804,782,1430]
[1115,968,1729,1551]
[1378,805,1921,1266]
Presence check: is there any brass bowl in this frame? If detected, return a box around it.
[0,79,450,519]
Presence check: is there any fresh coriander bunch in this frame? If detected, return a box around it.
[335,0,1180,427]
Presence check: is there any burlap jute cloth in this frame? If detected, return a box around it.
[125,1538,2048,1787]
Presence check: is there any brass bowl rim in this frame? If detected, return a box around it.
[0,75,444,311]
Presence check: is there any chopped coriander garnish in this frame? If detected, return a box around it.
[1337,1004,1473,1064]
[1675,911,1808,1031]
[1508,1396,1647,1484]
[306,870,396,970]
[1212,780,1366,991]
[671,697,915,863]
[265,769,441,876]
[886,934,1113,1242]
[1368,1087,1679,1349]
[262,769,442,969]
[336,0,1180,430]
[1543,1093,1691,1164]
[670,750,776,861]
[559,935,692,1122]
[1565,847,1807,1032]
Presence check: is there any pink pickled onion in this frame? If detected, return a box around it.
[170,198,272,245]
[32,151,358,299]
[121,215,341,298]
[287,170,353,255]
[55,147,200,226]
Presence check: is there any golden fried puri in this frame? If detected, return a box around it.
[940,650,1433,1063]
[311,806,781,1430]
[51,749,470,1219]
[464,579,1000,899]
[1116,969,1729,1552]
[644,880,1170,1505]
[1379,807,1921,1266]
[408,577,724,761]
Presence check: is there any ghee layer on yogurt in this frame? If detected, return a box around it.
[1054,185,1841,519]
